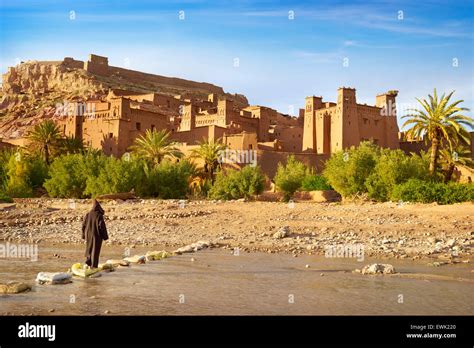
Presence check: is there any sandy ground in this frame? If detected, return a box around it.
[0,197,472,264]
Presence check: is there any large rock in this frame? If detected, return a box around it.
[273,226,290,239]
[105,259,130,267]
[123,255,146,264]
[36,272,72,285]
[174,240,215,254]
[361,263,396,275]
[0,281,31,294]
[145,250,171,261]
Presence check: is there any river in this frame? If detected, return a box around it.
[0,244,472,315]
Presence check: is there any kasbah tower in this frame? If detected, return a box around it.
[302,87,400,154]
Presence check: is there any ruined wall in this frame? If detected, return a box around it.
[2,61,104,95]
[84,54,110,76]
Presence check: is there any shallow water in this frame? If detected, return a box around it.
[0,244,472,315]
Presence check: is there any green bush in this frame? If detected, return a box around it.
[0,149,15,189]
[237,165,265,198]
[0,190,13,203]
[27,156,49,189]
[209,165,265,200]
[4,155,33,197]
[301,174,332,191]
[0,151,48,198]
[365,149,430,201]
[391,179,474,205]
[323,142,379,198]
[141,160,195,199]
[85,157,145,197]
[274,155,308,201]
[44,154,91,198]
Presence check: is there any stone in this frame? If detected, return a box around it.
[446,239,456,247]
[36,272,72,285]
[360,263,396,275]
[273,226,290,239]
[0,282,31,294]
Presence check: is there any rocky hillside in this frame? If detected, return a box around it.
[0,56,248,139]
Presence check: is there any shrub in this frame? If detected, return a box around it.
[4,155,33,197]
[44,154,91,198]
[236,165,265,198]
[84,157,145,197]
[0,151,48,198]
[365,149,430,201]
[209,165,265,200]
[301,174,332,191]
[391,179,474,205]
[323,142,379,198]
[0,191,13,203]
[274,155,308,201]
[141,160,195,198]
[0,149,15,189]
[27,156,49,189]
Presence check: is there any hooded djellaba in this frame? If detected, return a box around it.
[82,199,109,268]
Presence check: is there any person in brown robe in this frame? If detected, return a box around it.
[82,199,108,268]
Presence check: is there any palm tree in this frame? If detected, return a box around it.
[440,140,473,183]
[190,138,227,181]
[59,135,84,155]
[402,89,473,175]
[27,120,61,165]
[129,129,182,166]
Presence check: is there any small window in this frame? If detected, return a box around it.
[249,144,253,150]
[151,125,155,131]
[109,133,113,139]
[136,122,141,131]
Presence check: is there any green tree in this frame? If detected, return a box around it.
[4,155,33,197]
[0,149,15,190]
[140,159,196,198]
[323,142,379,198]
[84,157,144,197]
[402,89,473,176]
[365,149,429,201]
[27,120,62,165]
[129,129,182,167]
[190,138,227,181]
[274,155,308,201]
[44,154,104,198]
[59,135,84,155]
[209,166,265,200]
[440,142,473,183]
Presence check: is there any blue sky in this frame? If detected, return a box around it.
[1,0,473,128]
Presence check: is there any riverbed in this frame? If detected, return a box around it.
[0,244,472,315]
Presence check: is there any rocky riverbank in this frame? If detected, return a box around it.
[0,198,472,264]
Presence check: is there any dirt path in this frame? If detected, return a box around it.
[0,198,472,263]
